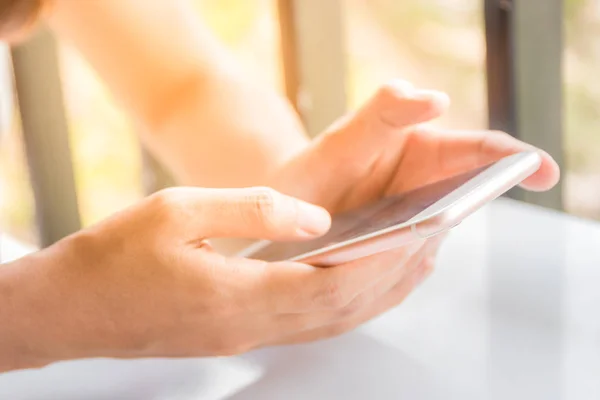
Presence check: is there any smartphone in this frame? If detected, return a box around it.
[238,151,542,267]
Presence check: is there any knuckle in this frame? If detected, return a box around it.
[152,187,180,205]
[337,294,368,319]
[250,186,276,211]
[65,229,103,264]
[246,187,282,229]
[149,188,183,220]
[420,257,436,277]
[317,281,351,310]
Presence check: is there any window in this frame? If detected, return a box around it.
[344,0,486,130]
[565,1,600,219]
[3,0,599,249]
[0,44,36,244]
[57,43,144,227]
[58,0,283,227]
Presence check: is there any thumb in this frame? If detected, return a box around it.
[162,187,331,241]
[321,79,450,155]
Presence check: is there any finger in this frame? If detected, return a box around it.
[320,80,450,158]
[359,235,443,301]
[312,235,440,327]
[390,128,560,193]
[315,238,435,315]
[151,186,331,241]
[215,237,441,345]
[360,79,450,130]
[260,243,430,344]
[337,236,442,329]
[269,251,435,346]
[364,255,435,319]
[256,239,427,314]
[268,236,445,346]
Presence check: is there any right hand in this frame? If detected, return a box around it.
[5,187,432,368]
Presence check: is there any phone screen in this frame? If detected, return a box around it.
[246,164,491,262]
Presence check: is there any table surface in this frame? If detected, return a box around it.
[1,199,599,400]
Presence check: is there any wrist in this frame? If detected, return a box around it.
[0,236,95,372]
[0,253,56,372]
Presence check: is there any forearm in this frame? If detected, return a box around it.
[0,252,56,372]
[48,0,310,188]
[0,239,96,373]
[138,72,310,187]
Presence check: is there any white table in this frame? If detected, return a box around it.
[1,199,599,400]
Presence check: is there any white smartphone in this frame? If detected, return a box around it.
[238,151,542,267]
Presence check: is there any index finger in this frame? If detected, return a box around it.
[397,128,560,193]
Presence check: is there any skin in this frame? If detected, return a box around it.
[46,0,310,188]
[264,81,559,344]
[270,82,559,213]
[0,0,560,372]
[0,187,429,370]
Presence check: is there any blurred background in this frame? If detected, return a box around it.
[0,0,599,245]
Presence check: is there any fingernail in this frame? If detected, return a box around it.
[414,90,450,109]
[296,201,331,236]
[385,79,416,97]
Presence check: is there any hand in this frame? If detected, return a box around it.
[270,80,560,211]
[1,187,431,370]
[265,80,560,344]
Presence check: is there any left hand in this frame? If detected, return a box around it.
[265,80,560,344]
